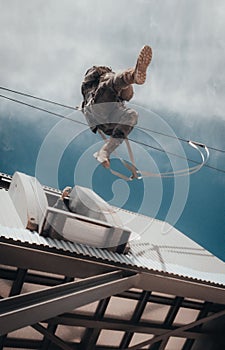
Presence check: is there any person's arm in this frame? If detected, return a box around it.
[54,187,72,211]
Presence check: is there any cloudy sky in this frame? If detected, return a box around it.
[0,0,225,260]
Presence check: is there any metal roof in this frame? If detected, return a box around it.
[1,174,225,350]
[0,189,23,228]
[1,223,225,287]
[1,170,225,287]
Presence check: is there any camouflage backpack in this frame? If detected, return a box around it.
[81,65,112,107]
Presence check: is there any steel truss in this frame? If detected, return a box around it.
[1,235,225,349]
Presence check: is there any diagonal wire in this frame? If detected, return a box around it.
[1,91,225,174]
[1,85,225,154]
[0,93,85,126]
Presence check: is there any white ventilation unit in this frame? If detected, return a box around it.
[68,185,123,227]
[41,207,131,252]
[5,172,131,253]
[8,172,48,230]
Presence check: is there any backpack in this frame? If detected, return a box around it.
[81,65,112,107]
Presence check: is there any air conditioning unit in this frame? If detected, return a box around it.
[7,172,131,253]
[8,172,48,230]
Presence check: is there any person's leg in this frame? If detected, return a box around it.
[94,107,138,168]
[112,106,138,139]
[92,46,152,106]
[94,137,123,168]
[119,84,134,101]
[113,45,152,97]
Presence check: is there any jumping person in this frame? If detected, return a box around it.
[81,45,152,168]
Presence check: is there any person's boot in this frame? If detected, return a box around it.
[134,45,152,84]
[122,45,152,85]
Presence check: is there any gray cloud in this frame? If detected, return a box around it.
[0,0,225,136]
[0,0,151,102]
[0,0,224,122]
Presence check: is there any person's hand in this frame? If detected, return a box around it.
[61,186,72,199]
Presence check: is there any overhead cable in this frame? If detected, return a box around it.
[1,91,225,175]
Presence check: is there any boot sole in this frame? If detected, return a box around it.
[134,45,152,85]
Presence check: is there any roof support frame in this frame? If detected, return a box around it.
[1,239,225,305]
[182,301,212,350]
[49,313,208,339]
[32,323,73,350]
[40,322,59,350]
[120,291,151,348]
[118,290,225,313]
[0,241,116,278]
[124,306,225,349]
[0,266,73,286]
[40,277,74,350]
[8,267,27,297]
[148,296,184,350]
[0,268,27,350]
[0,270,138,335]
[80,297,111,350]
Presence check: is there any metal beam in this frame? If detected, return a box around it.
[118,290,225,313]
[0,270,138,335]
[40,322,58,350]
[49,313,208,340]
[148,296,184,350]
[0,241,116,278]
[124,307,225,350]
[4,338,42,349]
[9,268,27,297]
[32,323,73,350]
[139,272,225,304]
[1,240,225,305]
[4,337,79,350]
[182,301,212,350]
[118,291,192,309]
[80,297,111,350]
[0,268,27,350]
[40,281,74,350]
[164,296,184,325]
[0,266,72,286]
[120,291,151,348]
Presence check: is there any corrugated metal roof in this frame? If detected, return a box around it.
[1,224,225,287]
[0,190,23,228]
